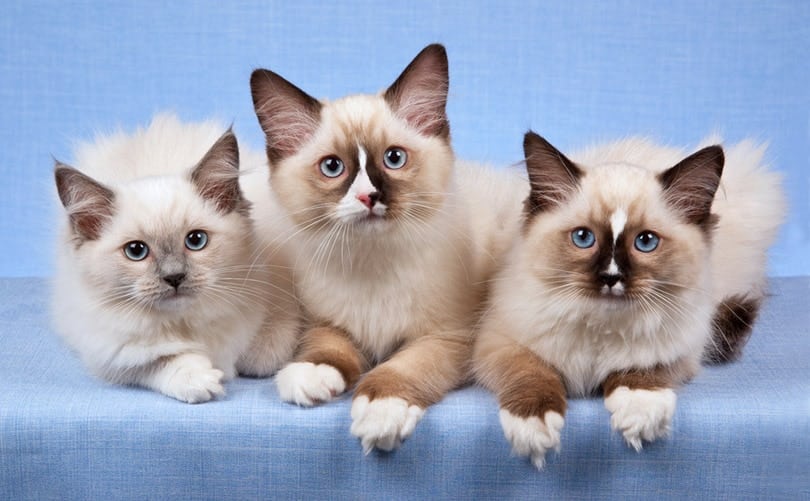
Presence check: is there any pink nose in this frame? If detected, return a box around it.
[356,192,380,209]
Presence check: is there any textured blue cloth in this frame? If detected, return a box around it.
[0,277,807,499]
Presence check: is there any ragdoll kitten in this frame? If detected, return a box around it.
[473,131,785,468]
[52,115,300,403]
[249,44,497,452]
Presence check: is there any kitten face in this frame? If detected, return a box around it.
[250,44,453,237]
[522,132,723,311]
[55,130,254,315]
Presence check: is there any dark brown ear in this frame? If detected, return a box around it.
[250,69,323,163]
[383,44,449,138]
[658,145,724,229]
[522,131,583,216]
[54,162,115,241]
[190,129,247,214]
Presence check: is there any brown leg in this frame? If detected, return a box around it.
[472,332,566,469]
[350,333,470,452]
[275,325,367,406]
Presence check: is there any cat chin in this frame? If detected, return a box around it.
[151,292,199,313]
[337,214,391,233]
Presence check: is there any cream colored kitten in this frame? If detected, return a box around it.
[248,44,513,452]
[52,115,300,403]
[473,132,785,468]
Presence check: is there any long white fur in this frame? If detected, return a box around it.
[604,386,677,451]
[53,114,300,402]
[350,396,425,453]
[476,136,784,460]
[499,410,564,469]
[254,87,527,451]
[274,361,346,406]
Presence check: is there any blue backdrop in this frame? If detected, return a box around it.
[2,1,807,277]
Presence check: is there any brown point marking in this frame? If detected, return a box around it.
[521,131,583,225]
[54,163,116,242]
[497,347,567,419]
[295,326,367,388]
[354,366,435,409]
[354,334,471,408]
[705,294,762,364]
[475,339,567,419]
[658,145,724,235]
[602,358,694,397]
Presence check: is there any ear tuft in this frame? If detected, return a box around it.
[250,69,322,163]
[190,129,248,214]
[522,131,583,216]
[54,162,115,241]
[658,145,724,229]
[383,44,449,138]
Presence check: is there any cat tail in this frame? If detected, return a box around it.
[703,139,786,364]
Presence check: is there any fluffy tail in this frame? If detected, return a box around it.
[703,139,786,363]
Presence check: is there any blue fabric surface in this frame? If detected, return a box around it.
[0,277,807,499]
[1,1,808,278]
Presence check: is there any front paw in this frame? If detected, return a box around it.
[350,395,425,453]
[604,386,677,451]
[161,356,225,404]
[275,362,346,406]
[499,409,564,469]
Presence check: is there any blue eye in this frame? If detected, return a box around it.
[634,231,660,252]
[123,241,149,261]
[185,230,208,251]
[571,228,596,249]
[319,156,345,178]
[383,147,407,169]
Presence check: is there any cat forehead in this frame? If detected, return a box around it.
[319,94,418,147]
[109,177,213,230]
[579,162,662,211]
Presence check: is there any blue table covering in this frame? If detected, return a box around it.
[1,277,808,500]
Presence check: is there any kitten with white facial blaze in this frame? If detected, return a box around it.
[249,44,501,452]
[52,115,300,403]
[473,132,785,469]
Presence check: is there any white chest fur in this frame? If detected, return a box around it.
[501,272,711,396]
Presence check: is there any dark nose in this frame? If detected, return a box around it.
[163,273,186,289]
[356,191,381,209]
[598,273,622,287]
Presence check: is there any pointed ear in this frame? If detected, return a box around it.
[250,69,322,163]
[383,44,449,138]
[190,129,247,214]
[522,131,583,216]
[658,145,724,228]
[54,162,115,241]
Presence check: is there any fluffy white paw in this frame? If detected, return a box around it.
[604,386,677,451]
[350,396,425,453]
[275,362,346,406]
[499,409,565,469]
[161,355,225,404]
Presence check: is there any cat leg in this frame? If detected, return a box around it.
[350,333,469,453]
[236,310,302,378]
[602,363,692,451]
[275,325,366,406]
[472,333,566,469]
[704,294,762,364]
[139,352,225,404]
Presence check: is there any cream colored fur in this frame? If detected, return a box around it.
[474,135,785,464]
[52,114,300,402]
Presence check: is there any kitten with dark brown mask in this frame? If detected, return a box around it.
[473,132,785,468]
[52,115,301,403]
[248,45,505,452]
